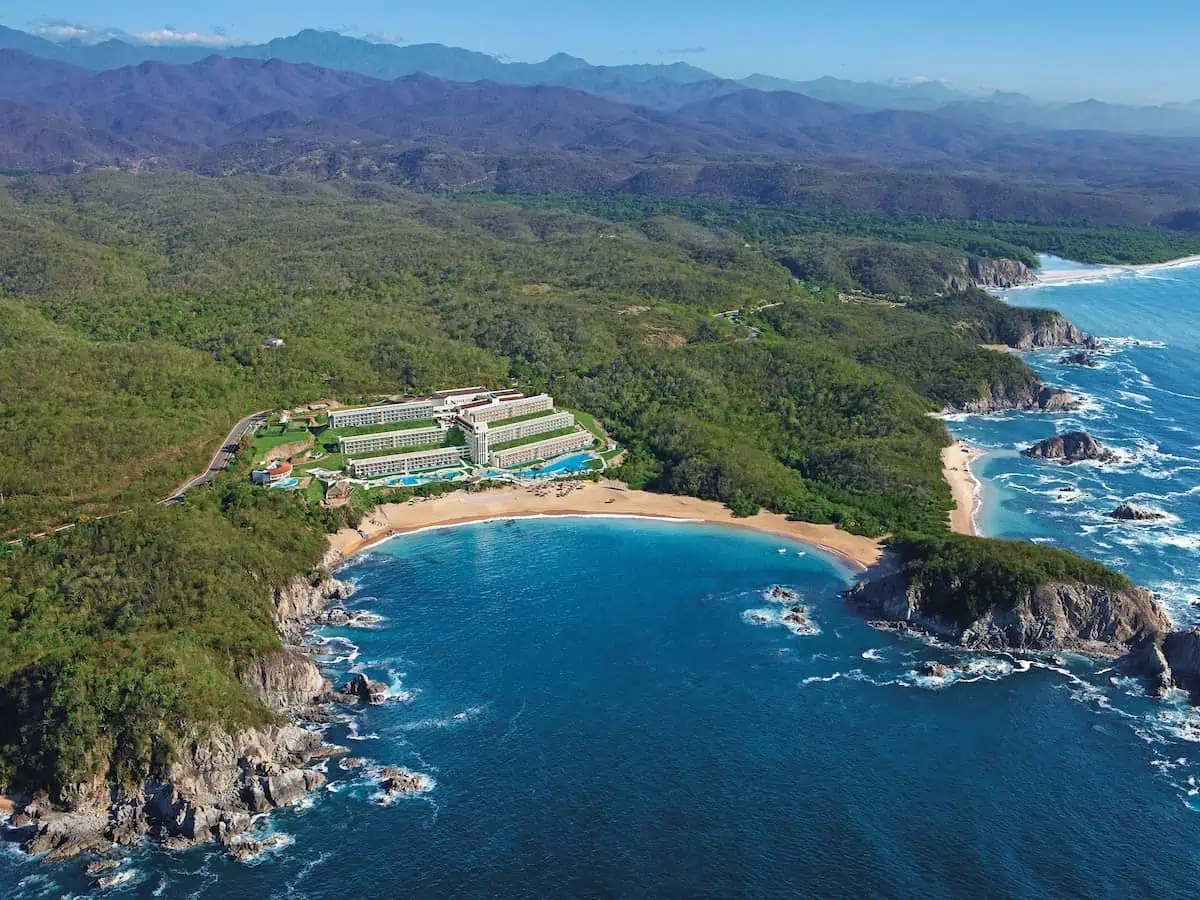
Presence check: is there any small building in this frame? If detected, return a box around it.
[262,337,285,348]
[252,461,294,485]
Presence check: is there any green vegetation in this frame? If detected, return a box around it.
[0,170,1141,799]
[568,408,607,445]
[483,195,1200,266]
[889,535,1134,626]
[0,478,356,797]
[489,427,581,453]
[487,409,561,428]
[251,422,313,459]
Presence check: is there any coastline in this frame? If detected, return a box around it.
[327,480,883,571]
[1034,253,1200,285]
[941,441,982,536]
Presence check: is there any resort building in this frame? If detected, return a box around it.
[337,425,447,456]
[465,411,575,465]
[347,445,469,479]
[461,393,554,427]
[251,461,293,485]
[328,399,437,429]
[490,429,595,469]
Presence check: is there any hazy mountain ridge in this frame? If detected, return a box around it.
[5,24,1200,135]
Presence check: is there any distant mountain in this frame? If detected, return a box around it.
[943,96,1200,137]
[736,74,983,111]
[0,25,718,90]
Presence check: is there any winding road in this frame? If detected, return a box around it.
[160,410,270,503]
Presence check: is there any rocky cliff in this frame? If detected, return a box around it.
[1013,313,1097,351]
[1120,630,1200,701]
[965,257,1037,290]
[953,381,1079,415]
[5,574,351,862]
[848,558,1169,657]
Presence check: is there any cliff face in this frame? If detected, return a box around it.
[274,570,350,642]
[953,381,1079,415]
[1015,314,1097,351]
[965,257,1036,290]
[8,575,350,861]
[848,565,1169,657]
[1122,630,1200,700]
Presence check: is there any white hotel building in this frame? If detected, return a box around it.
[465,411,574,465]
[460,393,554,426]
[346,445,469,479]
[328,399,436,429]
[490,429,595,468]
[337,424,447,456]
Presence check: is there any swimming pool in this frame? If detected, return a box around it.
[269,477,300,490]
[378,468,465,488]
[480,452,599,482]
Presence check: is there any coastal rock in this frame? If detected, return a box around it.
[953,380,1080,415]
[965,257,1036,290]
[85,858,121,875]
[1013,314,1097,351]
[379,767,431,797]
[274,573,351,642]
[848,560,1169,657]
[919,661,951,678]
[238,650,331,715]
[338,673,389,705]
[1024,432,1116,464]
[1061,350,1100,367]
[1109,503,1166,522]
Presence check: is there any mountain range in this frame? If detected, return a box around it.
[6,24,1200,136]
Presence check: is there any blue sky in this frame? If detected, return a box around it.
[6,0,1200,103]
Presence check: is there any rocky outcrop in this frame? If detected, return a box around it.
[1061,350,1099,367]
[1024,431,1116,464]
[847,561,1169,657]
[966,257,1037,290]
[1013,314,1098,351]
[378,767,432,798]
[338,673,389,706]
[9,723,342,861]
[239,650,331,715]
[1121,630,1200,701]
[954,381,1080,414]
[274,572,351,642]
[1109,503,1166,522]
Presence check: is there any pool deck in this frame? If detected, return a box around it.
[328,479,883,571]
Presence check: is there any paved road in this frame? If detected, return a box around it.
[161,410,270,503]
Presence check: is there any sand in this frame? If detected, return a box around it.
[328,479,883,571]
[1034,254,1200,285]
[942,442,983,536]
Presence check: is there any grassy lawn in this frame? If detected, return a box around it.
[325,418,439,439]
[483,408,561,429]
[252,423,313,458]
[566,408,607,445]
[489,427,580,453]
[599,448,623,462]
[585,459,604,471]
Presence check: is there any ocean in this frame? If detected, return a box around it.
[6,260,1200,898]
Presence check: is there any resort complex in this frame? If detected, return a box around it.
[249,386,618,499]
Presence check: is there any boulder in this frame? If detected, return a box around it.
[379,767,430,797]
[919,661,951,678]
[1024,432,1116,464]
[1109,503,1166,522]
[86,858,121,875]
[1061,350,1099,367]
[339,673,389,705]
[238,649,331,715]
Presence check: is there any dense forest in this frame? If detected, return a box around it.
[0,170,1133,798]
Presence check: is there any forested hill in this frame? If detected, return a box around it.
[2,171,1046,538]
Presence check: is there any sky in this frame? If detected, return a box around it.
[5,0,1200,103]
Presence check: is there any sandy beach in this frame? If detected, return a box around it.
[1035,254,1200,285]
[328,479,883,571]
[942,441,982,536]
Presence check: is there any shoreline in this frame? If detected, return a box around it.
[328,480,883,572]
[1033,253,1200,286]
[942,441,983,536]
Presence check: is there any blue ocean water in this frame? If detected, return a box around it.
[7,260,1200,897]
[949,257,1200,623]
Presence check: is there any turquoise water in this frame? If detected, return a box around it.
[7,260,1200,897]
[948,257,1200,623]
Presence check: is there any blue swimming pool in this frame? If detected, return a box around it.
[379,469,464,488]
[269,477,299,489]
